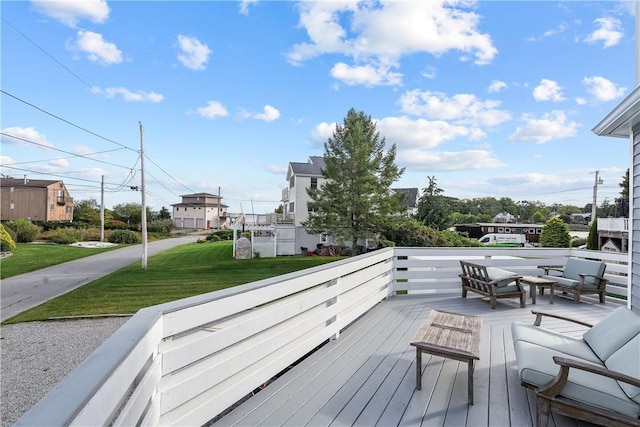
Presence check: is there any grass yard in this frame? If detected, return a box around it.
[1,243,121,279]
[5,241,342,324]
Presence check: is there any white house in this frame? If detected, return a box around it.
[282,155,419,252]
[592,85,640,312]
[171,192,228,229]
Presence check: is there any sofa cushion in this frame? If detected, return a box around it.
[513,340,640,418]
[486,267,517,287]
[605,334,640,404]
[495,284,521,294]
[584,307,640,361]
[551,277,579,289]
[511,323,601,364]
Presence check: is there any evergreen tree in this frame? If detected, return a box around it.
[587,218,599,250]
[539,217,571,248]
[302,108,405,254]
[416,176,451,230]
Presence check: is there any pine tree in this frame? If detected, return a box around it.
[539,217,571,248]
[302,108,405,254]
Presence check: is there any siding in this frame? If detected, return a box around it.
[633,129,640,312]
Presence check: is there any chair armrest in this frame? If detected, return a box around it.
[577,274,609,289]
[537,356,640,398]
[531,310,594,327]
[538,265,564,276]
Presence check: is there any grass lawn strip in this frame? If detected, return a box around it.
[5,241,341,324]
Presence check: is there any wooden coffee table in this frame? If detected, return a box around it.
[520,276,556,304]
[410,309,482,404]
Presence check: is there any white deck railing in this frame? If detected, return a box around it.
[15,248,629,427]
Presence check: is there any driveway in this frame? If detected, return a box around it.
[0,235,200,322]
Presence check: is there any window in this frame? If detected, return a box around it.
[504,227,511,233]
[311,177,317,189]
[10,187,14,192]
[9,203,14,210]
[66,206,72,213]
[487,227,494,233]
[497,227,504,233]
[50,204,55,210]
[320,233,328,243]
[289,176,295,188]
[289,202,295,213]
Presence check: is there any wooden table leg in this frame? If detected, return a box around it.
[468,359,474,405]
[416,348,422,390]
[530,283,537,304]
[549,284,554,304]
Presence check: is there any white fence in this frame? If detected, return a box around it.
[15,248,629,426]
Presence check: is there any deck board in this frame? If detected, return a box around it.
[214,293,621,427]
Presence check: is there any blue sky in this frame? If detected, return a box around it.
[1,0,636,214]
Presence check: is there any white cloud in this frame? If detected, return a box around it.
[31,0,110,27]
[508,110,579,144]
[533,79,565,102]
[196,101,228,118]
[488,80,507,93]
[310,122,336,145]
[528,23,568,42]
[399,90,511,126]
[239,0,258,15]
[177,34,212,71]
[421,66,437,79]
[583,76,626,102]
[584,17,623,48]
[287,1,497,87]
[91,87,163,103]
[253,105,281,122]
[265,164,287,174]
[397,149,503,171]
[575,97,587,105]
[377,116,480,149]
[330,62,402,86]
[0,126,53,149]
[69,30,123,65]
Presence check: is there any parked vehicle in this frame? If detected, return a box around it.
[478,233,526,247]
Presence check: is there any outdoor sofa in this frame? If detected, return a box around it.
[512,308,640,426]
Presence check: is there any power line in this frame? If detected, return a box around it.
[1,90,138,152]
[1,132,132,170]
[1,17,93,90]
[144,154,196,194]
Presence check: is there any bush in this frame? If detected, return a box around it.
[49,228,85,244]
[147,219,173,235]
[108,229,140,244]
[0,224,16,252]
[571,237,588,248]
[208,229,234,240]
[587,219,598,250]
[6,219,40,242]
[207,234,222,242]
[3,224,17,243]
[539,217,571,248]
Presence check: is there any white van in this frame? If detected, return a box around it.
[478,233,526,247]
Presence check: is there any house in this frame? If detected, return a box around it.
[282,155,419,251]
[0,177,74,222]
[493,211,516,223]
[171,193,228,229]
[592,84,640,311]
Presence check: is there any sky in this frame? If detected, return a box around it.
[1,0,637,215]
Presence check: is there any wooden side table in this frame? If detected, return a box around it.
[410,309,482,404]
[520,276,556,304]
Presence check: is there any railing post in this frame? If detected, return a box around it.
[327,278,340,340]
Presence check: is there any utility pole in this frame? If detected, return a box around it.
[218,186,221,229]
[100,175,105,242]
[591,170,603,225]
[140,122,148,270]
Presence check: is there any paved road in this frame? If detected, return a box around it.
[0,235,200,322]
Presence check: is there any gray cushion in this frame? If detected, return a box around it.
[605,333,640,404]
[551,277,579,289]
[513,340,640,418]
[511,323,601,363]
[486,267,518,288]
[563,258,605,286]
[495,284,521,294]
[584,307,640,361]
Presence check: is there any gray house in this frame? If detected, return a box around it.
[593,85,640,312]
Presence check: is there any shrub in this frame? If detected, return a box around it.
[3,224,17,242]
[208,229,234,240]
[108,229,140,244]
[207,234,222,242]
[539,217,571,248]
[106,220,128,230]
[587,219,598,250]
[147,219,173,235]
[6,219,40,242]
[570,237,588,248]
[0,224,16,252]
[49,228,85,244]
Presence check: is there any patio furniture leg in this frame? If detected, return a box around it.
[416,348,422,390]
[549,285,554,304]
[468,359,474,405]
[530,283,536,304]
[536,398,550,427]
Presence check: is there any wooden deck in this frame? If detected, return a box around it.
[214,292,623,427]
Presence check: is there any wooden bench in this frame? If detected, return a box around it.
[459,261,526,309]
[410,309,482,404]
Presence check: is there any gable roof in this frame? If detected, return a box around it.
[289,156,326,176]
[392,187,419,207]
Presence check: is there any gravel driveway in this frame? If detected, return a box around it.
[1,317,130,426]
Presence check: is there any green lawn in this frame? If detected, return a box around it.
[4,241,341,324]
[1,243,121,279]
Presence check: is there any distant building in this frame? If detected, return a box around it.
[393,187,419,216]
[171,193,228,229]
[0,177,74,222]
[454,222,544,244]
